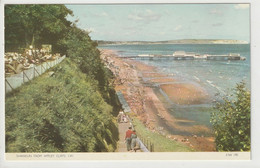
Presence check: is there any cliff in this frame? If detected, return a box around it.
[5,59,119,152]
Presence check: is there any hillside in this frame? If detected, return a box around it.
[5,59,119,152]
[97,39,249,45]
[5,5,122,152]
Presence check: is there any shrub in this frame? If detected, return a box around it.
[210,81,250,151]
[5,60,119,152]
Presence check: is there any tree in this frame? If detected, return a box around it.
[210,81,250,151]
[5,4,121,152]
[62,25,121,113]
[5,5,73,52]
[5,4,121,114]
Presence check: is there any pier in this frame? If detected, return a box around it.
[120,51,246,61]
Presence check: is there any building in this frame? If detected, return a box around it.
[173,51,186,57]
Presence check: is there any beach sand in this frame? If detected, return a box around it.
[100,49,215,151]
[160,83,210,105]
[142,72,168,78]
[147,78,176,83]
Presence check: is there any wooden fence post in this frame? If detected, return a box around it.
[5,56,66,95]
[33,66,35,77]
[23,71,30,82]
[23,70,25,83]
[5,79,13,92]
[46,62,49,69]
[34,67,40,76]
[41,64,46,72]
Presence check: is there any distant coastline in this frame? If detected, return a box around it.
[97,39,249,45]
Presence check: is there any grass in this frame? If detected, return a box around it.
[131,117,194,152]
[5,59,119,152]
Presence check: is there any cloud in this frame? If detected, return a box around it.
[212,23,223,27]
[82,12,109,18]
[192,20,199,23]
[174,25,183,31]
[128,14,143,21]
[86,27,97,33]
[125,30,138,36]
[209,9,223,15]
[159,32,166,35]
[164,10,171,16]
[93,12,108,17]
[234,4,249,10]
[128,9,161,23]
[82,14,88,18]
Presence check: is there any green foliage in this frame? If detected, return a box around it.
[5,4,121,113]
[63,25,121,115]
[210,81,250,151]
[5,4,121,152]
[5,5,72,52]
[132,118,194,152]
[6,60,119,152]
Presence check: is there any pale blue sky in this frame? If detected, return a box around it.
[66,4,250,42]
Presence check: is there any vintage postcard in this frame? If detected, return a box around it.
[1,0,260,168]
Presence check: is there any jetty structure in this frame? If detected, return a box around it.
[127,51,246,61]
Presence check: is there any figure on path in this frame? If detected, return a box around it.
[131,130,138,152]
[123,115,128,123]
[117,111,124,123]
[125,127,133,151]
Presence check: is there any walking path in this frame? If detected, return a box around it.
[117,122,131,152]
[117,120,149,152]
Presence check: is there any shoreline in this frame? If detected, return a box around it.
[100,49,216,151]
[97,39,249,45]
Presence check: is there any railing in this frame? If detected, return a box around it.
[116,91,155,152]
[5,55,66,94]
[116,91,131,113]
[126,116,154,152]
[138,135,154,152]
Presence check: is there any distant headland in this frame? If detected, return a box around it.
[97,39,249,45]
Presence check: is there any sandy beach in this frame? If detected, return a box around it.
[100,49,215,151]
[160,83,209,105]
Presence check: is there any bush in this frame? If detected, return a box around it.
[63,25,121,116]
[6,60,119,152]
[5,4,121,152]
[210,81,250,151]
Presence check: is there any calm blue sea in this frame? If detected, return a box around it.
[99,44,251,134]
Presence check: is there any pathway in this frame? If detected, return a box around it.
[117,122,131,152]
[117,121,149,152]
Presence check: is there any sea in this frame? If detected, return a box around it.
[99,44,251,135]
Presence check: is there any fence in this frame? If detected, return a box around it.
[116,91,131,113]
[5,55,66,94]
[116,91,155,152]
[138,135,154,152]
[126,116,154,152]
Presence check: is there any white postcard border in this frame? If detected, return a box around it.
[1,0,259,168]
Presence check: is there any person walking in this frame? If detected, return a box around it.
[117,111,124,123]
[125,127,133,151]
[123,115,128,123]
[130,130,138,152]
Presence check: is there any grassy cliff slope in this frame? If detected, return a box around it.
[6,59,119,152]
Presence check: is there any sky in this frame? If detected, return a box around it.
[66,4,250,42]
